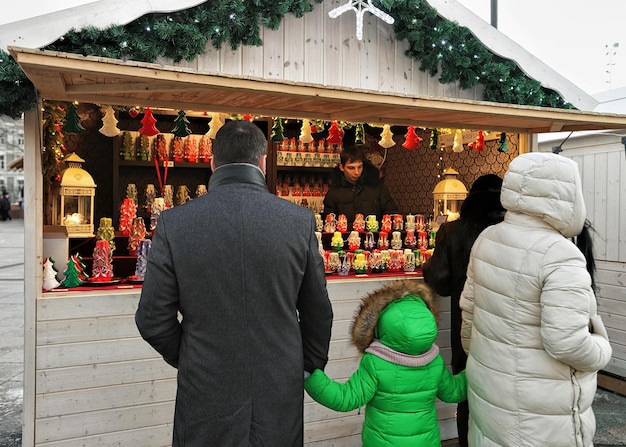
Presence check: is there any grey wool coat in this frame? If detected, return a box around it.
[136,163,334,447]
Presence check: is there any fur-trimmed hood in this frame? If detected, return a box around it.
[351,280,438,353]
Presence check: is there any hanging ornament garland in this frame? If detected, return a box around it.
[497,132,509,152]
[402,126,422,150]
[138,107,160,136]
[475,130,485,152]
[326,121,344,145]
[378,124,395,148]
[172,110,192,137]
[354,123,365,145]
[99,105,121,137]
[42,102,66,179]
[299,119,314,144]
[328,0,395,41]
[62,103,85,134]
[429,129,439,150]
[452,129,464,152]
[207,113,225,139]
[271,117,285,142]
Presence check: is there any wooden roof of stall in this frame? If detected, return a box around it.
[11,47,626,134]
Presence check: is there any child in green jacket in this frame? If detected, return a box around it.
[305,280,467,447]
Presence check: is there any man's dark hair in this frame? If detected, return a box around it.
[339,145,365,166]
[212,120,267,168]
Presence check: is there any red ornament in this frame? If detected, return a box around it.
[475,131,485,152]
[243,114,252,122]
[401,126,423,150]
[138,108,160,137]
[128,108,139,118]
[326,121,343,145]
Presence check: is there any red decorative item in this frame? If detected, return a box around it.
[118,198,137,236]
[153,134,168,161]
[171,136,184,162]
[402,126,422,150]
[184,136,198,162]
[138,108,160,136]
[243,114,252,122]
[128,217,147,256]
[92,240,113,282]
[326,121,343,145]
[475,130,485,152]
[128,108,139,118]
[198,135,213,163]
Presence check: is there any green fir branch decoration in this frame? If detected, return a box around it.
[1,0,572,118]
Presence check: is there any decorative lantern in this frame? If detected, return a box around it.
[433,168,467,222]
[51,153,97,237]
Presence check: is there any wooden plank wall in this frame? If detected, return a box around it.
[539,135,626,379]
[34,278,457,446]
[157,0,481,102]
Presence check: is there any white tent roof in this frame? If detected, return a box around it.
[0,0,599,111]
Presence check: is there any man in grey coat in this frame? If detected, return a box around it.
[136,120,334,446]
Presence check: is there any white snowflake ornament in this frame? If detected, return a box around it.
[329,0,395,41]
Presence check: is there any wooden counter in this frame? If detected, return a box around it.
[33,276,457,446]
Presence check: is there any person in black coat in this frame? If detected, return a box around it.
[422,174,504,447]
[323,146,399,225]
[136,120,334,446]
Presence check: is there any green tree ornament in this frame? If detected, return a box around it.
[61,256,85,288]
[355,123,365,145]
[429,128,439,150]
[62,103,85,133]
[271,117,285,141]
[172,110,193,137]
[497,132,509,152]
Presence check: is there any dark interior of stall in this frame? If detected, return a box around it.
[49,102,518,279]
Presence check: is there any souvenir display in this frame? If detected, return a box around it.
[128,217,147,256]
[196,184,208,197]
[92,239,114,282]
[331,232,344,251]
[347,231,361,251]
[337,214,348,232]
[391,231,403,250]
[42,257,61,291]
[118,198,137,236]
[353,213,365,232]
[365,215,378,232]
[133,239,152,281]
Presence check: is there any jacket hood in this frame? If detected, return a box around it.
[500,152,586,238]
[460,189,505,227]
[351,281,437,355]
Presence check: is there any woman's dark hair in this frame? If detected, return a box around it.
[574,219,597,293]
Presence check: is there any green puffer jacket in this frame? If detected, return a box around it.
[305,281,467,447]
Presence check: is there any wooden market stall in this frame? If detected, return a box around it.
[9,1,626,446]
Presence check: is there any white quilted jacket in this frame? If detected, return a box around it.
[460,153,612,447]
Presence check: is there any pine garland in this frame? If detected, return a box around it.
[1,0,571,118]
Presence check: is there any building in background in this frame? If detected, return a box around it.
[0,115,25,206]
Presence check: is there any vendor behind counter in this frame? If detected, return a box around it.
[323,146,399,225]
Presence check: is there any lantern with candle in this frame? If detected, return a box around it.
[433,168,468,222]
[51,153,96,237]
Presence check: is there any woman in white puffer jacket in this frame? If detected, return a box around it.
[460,152,612,447]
